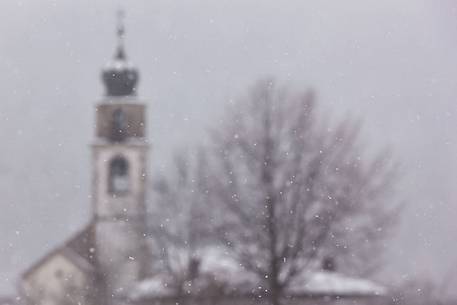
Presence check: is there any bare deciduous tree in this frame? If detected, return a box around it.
[150,79,400,305]
[203,79,399,305]
[148,150,215,298]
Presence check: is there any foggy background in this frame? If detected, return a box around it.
[0,0,456,296]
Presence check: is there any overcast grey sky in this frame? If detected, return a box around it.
[1,0,457,296]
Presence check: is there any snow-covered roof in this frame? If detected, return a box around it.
[129,247,258,300]
[289,271,386,296]
[129,246,386,300]
[104,59,135,71]
[198,247,258,289]
[131,277,175,299]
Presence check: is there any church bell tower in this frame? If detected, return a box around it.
[92,12,150,299]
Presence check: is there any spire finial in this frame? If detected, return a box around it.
[102,9,139,97]
[115,9,126,60]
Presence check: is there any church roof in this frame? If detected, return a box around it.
[65,223,96,265]
[21,223,96,280]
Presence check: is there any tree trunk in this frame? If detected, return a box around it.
[263,100,281,305]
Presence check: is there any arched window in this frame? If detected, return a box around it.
[109,156,129,195]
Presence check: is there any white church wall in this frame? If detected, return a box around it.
[95,220,147,296]
[21,253,90,305]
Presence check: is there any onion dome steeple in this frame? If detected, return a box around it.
[102,10,139,97]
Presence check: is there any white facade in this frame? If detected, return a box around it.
[20,247,94,305]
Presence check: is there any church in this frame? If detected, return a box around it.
[19,16,151,305]
[17,17,389,305]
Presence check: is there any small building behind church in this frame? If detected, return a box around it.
[17,18,390,305]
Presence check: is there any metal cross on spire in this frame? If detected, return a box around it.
[115,9,126,60]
